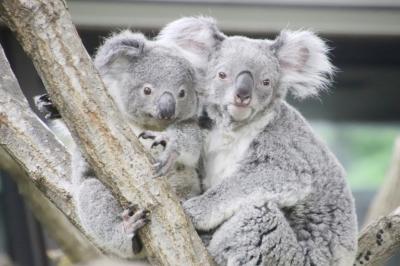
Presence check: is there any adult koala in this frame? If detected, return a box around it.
[159,17,358,265]
[36,29,203,259]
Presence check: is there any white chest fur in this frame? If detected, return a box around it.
[203,112,274,190]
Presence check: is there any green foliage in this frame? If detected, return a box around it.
[312,122,399,189]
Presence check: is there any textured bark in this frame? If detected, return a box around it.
[0,148,102,263]
[0,1,211,265]
[0,45,101,262]
[356,207,400,266]
[365,137,400,225]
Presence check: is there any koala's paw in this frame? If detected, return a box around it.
[121,205,150,238]
[138,131,179,177]
[183,197,216,231]
[33,93,61,120]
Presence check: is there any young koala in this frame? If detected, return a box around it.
[35,29,203,259]
[160,17,358,265]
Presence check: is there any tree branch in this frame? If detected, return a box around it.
[356,207,400,265]
[0,44,102,263]
[0,1,211,265]
[365,137,400,225]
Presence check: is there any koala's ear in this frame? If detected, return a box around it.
[156,16,225,69]
[271,30,335,99]
[94,30,146,73]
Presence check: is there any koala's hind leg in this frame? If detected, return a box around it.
[75,177,148,258]
[72,148,148,258]
[207,202,319,266]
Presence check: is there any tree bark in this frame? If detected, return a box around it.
[0,44,102,263]
[365,137,400,225]
[0,1,211,265]
[356,207,400,266]
[0,148,102,264]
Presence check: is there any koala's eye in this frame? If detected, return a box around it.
[178,89,185,98]
[262,79,270,86]
[143,87,152,95]
[218,72,227,79]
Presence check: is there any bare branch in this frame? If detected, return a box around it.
[0,1,211,265]
[365,137,400,225]
[356,207,400,265]
[0,44,102,263]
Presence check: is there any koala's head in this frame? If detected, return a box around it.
[94,30,199,129]
[159,17,334,124]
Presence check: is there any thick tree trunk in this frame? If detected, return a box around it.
[356,207,400,266]
[0,45,101,263]
[0,1,211,265]
[365,137,400,225]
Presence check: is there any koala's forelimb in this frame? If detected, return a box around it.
[183,166,312,231]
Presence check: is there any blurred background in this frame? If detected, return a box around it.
[0,0,399,265]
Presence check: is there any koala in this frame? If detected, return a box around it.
[160,17,358,265]
[35,29,203,259]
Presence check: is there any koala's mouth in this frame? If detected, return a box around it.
[228,103,252,111]
[227,104,253,121]
[232,101,250,108]
[143,113,175,123]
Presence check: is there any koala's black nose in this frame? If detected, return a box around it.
[157,92,176,119]
[235,71,253,104]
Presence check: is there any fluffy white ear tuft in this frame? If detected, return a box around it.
[94,30,146,73]
[156,16,225,69]
[272,30,335,99]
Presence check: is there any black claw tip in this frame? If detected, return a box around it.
[160,140,167,147]
[131,237,143,254]
[151,140,167,149]
[138,132,155,140]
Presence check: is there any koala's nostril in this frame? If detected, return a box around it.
[157,92,176,120]
[236,93,251,102]
[234,95,251,106]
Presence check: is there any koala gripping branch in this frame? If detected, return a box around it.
[0,44,102,263]
[0,1,212,265]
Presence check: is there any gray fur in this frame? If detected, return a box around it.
[49,29,204,259]
[163,17,357,265]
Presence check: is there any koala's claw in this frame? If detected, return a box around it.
[33,93,61,120]
[138,131,178,177]
[151,140,167,149]
[139,131,168,150]
[138,131,156,140]
[121,205,150,237]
